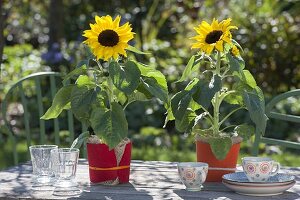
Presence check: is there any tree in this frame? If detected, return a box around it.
[0,0,4,69]
[48,0,64,49]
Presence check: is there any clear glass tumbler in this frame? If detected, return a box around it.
[29,145,58,186]
[51,148,80,196]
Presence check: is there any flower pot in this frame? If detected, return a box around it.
[87,139,131,184]
[196,137,242,182]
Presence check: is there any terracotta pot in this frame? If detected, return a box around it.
[87,141,131,184]
[196,137,241,182]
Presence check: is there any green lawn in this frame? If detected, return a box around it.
[0,139,299,170]
[132,146,300,167]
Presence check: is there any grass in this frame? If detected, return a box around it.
[132,146,300,167]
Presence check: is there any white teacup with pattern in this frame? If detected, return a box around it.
[242,157,280,182]
[177,162,208,191]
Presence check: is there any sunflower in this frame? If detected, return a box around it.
[83,15,134,61]
[191,18,237,55]
[230,45,240,57]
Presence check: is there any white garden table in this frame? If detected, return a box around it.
[0,159,299,199]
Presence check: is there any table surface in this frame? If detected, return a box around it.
[0,159,299,200]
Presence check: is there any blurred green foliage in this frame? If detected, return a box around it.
[1,44,45,98]
[0,0,299,169]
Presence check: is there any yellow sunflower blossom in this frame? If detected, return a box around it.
[231,45,240,57]
[83,15,134,61]
[191,18,237,54]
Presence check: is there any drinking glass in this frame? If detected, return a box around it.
[29,145,58,186]
[51,148,80,196]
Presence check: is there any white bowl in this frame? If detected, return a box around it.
[177,162,209,191]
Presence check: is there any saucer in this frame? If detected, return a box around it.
[223,180,295,196]
[223,172,295,186]
[222,172,296,196]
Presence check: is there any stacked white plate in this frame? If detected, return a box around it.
[222,172,296,196]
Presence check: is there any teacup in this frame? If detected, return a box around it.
[242,157,280,182]
[177,162,208,191]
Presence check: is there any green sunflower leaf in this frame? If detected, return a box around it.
[63,65,87,85]
[76,75,95,86]
[126,45,150,55]
[192,74,222,109]
[109,61,141,95]
[224,91,244,105]
[171,90,192,121]
[71,85,97,124]
[227,53,245,73]
[178,55,198,82]
[140,77,168,103]
[234,124,255,141]
[41,85,75,120]
[175,109,196,133]
[91,102,128,149]
[163,106,175,128]
[70,131,90,149]
[127,90,148,105]
[136,62,168,91]
[240,70,257,89]
[208,137,232,160]
[242,87,268,135]
[185,78,199,92]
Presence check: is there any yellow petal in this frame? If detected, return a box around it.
[222,31,232,44]
[205,45,214,55]
[89,41,100,48]
[191,42,205,49]
[113,51,119,60]
[194,26,209,35]
[215,40,224,52]
[227,25,238,30]
[211,18,220,30]
[231,45,240,56]
[200,21,213,32]
[221,18,231,28]
[83,31,97,39]
[95,15,102,24]
[113,15,121,28]
[119,48,127,57]
[104,15,113,24]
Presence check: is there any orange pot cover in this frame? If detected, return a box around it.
[196,140,240,182]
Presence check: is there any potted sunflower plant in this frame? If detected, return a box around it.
[41,15,168,184]
[166,18,267,181]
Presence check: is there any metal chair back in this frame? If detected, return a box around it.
[252,89,300,155]
[1,72,86,164]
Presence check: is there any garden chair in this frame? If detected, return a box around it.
[252,89,300,155]
[1,72,86,165]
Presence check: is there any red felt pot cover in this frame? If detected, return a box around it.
[87,142,132,184]
[196,140,240,182]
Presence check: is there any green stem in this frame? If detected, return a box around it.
[220,124,237,132]
[219,107,245,126]
[200,106,214,123]
[213,51,222,136]
[107,76,114,104]
[103,60,114,105]
[95,60,114,104]
[216,51,221,75]
[213,93,220,136]
[95,60,103,72]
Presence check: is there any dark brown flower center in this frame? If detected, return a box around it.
[98,30,119,47]
[205,30,223,44]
